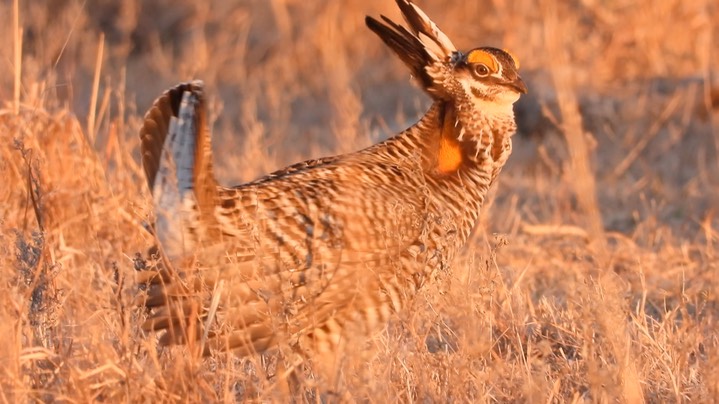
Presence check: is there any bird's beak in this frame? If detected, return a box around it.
[508,75,528,94]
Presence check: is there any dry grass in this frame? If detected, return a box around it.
[1,0,718,401]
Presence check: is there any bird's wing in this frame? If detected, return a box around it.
[138,175,429,357]
[136,76,451,359]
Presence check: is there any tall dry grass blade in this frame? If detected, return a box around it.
[270,0,291,38]
[88,33,104,143]
[541,0,604,245]
[13,0,21,115]
[693,8,718,172]
[95,86,111,137]
[200,280,224,356]
[116,68,126,169]
[52,0,87,70]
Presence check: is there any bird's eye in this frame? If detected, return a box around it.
[474,64,490,77]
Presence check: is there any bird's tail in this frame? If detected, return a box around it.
[139,81,218,262]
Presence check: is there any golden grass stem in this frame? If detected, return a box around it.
[541,0,604,245]
[88,32,104,143]
[201,280,225,356]
[13,0,21,115]
[96,86,110,137]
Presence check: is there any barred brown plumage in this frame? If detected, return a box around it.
[137,0,526,385]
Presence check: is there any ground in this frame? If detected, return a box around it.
[1,0,718,402]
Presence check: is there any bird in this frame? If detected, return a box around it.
[136,0,526,385]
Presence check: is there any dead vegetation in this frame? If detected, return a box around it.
[1,0,718,401]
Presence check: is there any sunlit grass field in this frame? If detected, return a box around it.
[1,0,718,401]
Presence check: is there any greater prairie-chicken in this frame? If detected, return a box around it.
[138,0,526,380]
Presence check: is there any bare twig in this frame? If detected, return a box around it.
[612,94,681,179]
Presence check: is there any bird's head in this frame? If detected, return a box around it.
[449,47,527,111]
